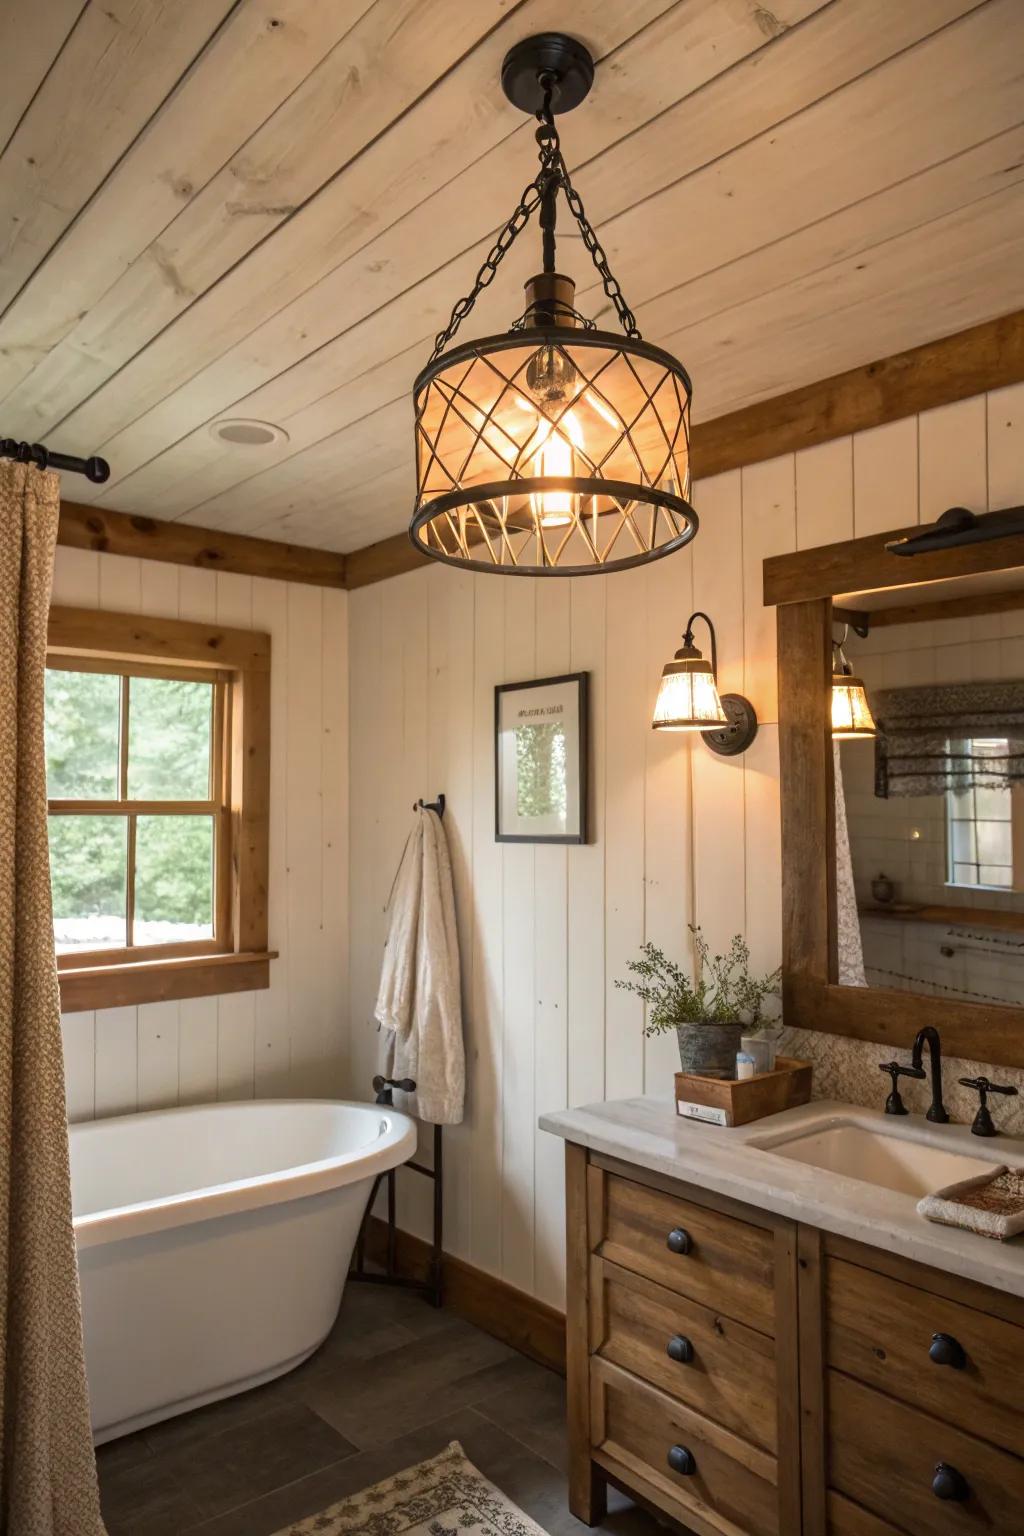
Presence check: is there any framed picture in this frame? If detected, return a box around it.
[494,673,589,844]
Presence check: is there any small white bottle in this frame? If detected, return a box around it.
[735,1051,756,1081]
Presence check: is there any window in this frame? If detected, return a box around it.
[47,606,272,1012]
[946,738,1024,891]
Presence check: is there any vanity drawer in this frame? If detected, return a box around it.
[827,1370,1024,1536]
[592,1357,778,1536]
[590,1256,777,1452]
[588,1166,776,1333]
[825,1256,1024,1457]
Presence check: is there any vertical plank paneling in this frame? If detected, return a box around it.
[98,553,142,612]
[744,726,783,977]
[644,548,694,1091]
[500,578,536,1294]
[852,417,919,536]
[252,576,291,1095]
[469,573,505,1276]
[137,1000,180,1109]
[567,576,606,1110]
[429,565,475,1261]
[286,581,324,1095]
[51,546,99,607]
[178,995,218,1104]
[397,568,432,1241]
[347,584,382,1102]
[138,559,179,618]
[603,565,648,1101]
[796,438,854,550]
[60,1013,95,1123]
[742,454,797,723]
[532,581,570,1308]
[692,472,744,696]
[919,395,989,521]
[987,381,1024,510]
[93,1006,138,1118]
[321,586,349,1099]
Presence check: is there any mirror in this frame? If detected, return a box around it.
[831,572,1024,1010]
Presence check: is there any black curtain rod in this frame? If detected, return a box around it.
[0,437,110,484]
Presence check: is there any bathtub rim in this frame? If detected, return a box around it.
[72,1098,416,1250]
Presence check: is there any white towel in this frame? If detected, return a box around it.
[374,807,465,1125]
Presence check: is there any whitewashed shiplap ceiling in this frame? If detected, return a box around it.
[1,0,1022,553]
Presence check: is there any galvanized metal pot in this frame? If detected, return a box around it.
[675,1021,743,1078]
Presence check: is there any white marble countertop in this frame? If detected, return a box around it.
[539,1097,1024,1299]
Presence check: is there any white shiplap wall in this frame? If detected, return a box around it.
[347,382,1024,1311]
[53,546,349,1121]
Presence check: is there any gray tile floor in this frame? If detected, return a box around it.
[97,1280,674,1535]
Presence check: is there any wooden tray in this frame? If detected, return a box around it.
[674,1056,813,1128]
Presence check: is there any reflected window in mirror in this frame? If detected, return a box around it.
[947,748,1022,892]
[832,592,1024,1010]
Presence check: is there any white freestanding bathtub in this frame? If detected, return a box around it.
[71,1099,415,1443]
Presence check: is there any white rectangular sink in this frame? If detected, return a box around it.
[751,1122,1002,1198]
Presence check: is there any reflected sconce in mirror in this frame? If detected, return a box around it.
[832,636,876,739]
[652,611,758,756]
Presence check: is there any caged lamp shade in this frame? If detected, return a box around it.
[409,35,696,577]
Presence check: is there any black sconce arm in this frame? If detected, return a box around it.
[682,610,718,677]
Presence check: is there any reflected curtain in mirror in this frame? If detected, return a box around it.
[874,681,1024,798]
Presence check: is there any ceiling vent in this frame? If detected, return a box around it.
[209,418,288,447]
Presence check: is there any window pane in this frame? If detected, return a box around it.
[49,815,127,951]
[45,669,120,799]
[134,815,214,945]
[128,678,213,800]
[977,821,1013,867]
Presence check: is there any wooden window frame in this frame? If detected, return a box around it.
[48,605,274,1012]
[765,524,1024,1071]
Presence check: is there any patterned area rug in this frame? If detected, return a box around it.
[271,1441,548,1534]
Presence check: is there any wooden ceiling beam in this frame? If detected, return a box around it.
[347,309,1024,590]
[56,503,346,590]
[57,308,1024,592]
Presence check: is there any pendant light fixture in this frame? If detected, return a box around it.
[652,612,758,756]
[409,34,695,576]
[832,635,876,739]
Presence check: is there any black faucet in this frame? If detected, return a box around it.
[958,1076,1019,1137]
[879,1059,925,1115]
[911,1027,948,1124]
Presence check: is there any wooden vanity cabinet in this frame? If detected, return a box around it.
[566,1145,1024,1536]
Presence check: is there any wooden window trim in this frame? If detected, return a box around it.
[48,605,274,1013]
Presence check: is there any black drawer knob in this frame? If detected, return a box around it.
[667,1445,696,1476]
[932,1462,969,1502]
[666,1227,691,1255]
[667,1334,694,1364]
[929,1333,966,1370]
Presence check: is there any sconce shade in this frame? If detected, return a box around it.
[832,672,876,738]
[653,655,728,731]
[412,329,694,575]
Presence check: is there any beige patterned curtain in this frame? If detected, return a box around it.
[0,463,105,1533]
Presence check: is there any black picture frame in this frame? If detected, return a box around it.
[494,672,589,844]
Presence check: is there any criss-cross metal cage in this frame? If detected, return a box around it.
[407,44,696,577]
[411,329,694,576]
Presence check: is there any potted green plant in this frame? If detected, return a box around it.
[616,927,781,1078]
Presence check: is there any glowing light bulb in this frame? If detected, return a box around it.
[530,411,582,527]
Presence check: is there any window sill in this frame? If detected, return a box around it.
[58,950,277,1014]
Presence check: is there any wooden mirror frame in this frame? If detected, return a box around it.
[765,521,1024,1070]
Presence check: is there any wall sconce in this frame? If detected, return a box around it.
[652,611,758,756]
[832,635,876,739]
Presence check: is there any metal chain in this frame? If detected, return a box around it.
[554,150,641,339]
[427,94,641,360]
